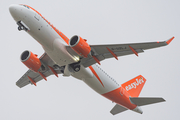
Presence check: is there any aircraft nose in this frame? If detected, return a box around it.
[9,4,17,14]
[9,4,21,21]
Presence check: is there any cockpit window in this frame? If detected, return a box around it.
[20,4,30,9]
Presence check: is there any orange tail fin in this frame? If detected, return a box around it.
[121,75,146,97]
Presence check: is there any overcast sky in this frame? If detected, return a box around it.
[1,0,180,120]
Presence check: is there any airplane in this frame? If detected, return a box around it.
[9,4,174,115]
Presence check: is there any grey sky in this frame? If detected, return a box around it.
[1,0,179,120]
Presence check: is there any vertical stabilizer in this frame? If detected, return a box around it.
[121,75,146,97]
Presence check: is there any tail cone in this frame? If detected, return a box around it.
[132,106,143,114]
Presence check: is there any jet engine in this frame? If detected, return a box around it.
[20,50,41,72]
[69,35,91,58]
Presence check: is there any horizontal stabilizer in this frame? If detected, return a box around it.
[130,97,165,106]
[110,104,128,115]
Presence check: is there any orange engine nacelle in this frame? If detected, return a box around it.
[69,35,91,58]
[20,50,41,72]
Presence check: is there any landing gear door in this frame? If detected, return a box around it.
[17,21,30,31]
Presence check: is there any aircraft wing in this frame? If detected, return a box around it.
[16,53,64,88]
[69,37,174,67]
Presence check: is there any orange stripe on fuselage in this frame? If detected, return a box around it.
[25,5,69,44]
[89,66,104,87]
[102,86,137,110]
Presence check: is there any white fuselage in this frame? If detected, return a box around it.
[9,4,120,95]
[9,5,167,114]
[10,4,146,113]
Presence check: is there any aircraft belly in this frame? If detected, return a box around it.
[71,65,93,80]
[81,65,120,94]
[43,39,76,66]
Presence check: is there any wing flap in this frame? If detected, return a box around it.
[90,41,169,56]
[103,49,144,59]
[80,49,144,68]
[16,70,36,88]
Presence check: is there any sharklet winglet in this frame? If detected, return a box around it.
[166,36,174,45]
